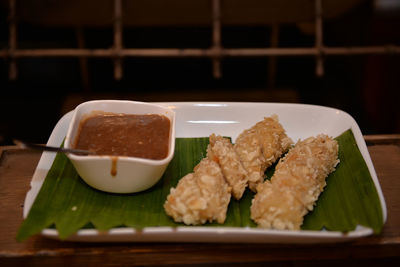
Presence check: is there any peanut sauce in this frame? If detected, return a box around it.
[110,156,118,177]
[73,113,171,162]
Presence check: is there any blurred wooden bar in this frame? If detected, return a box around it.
[2,0,400,80]
[212,0,222,79]
[2,46,400,58]
[113,0,123,80]
[315,0,324,77]
[8,0,17,80]
[267,24,279,88]
[75,28,90,91]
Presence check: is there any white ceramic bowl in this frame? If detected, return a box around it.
[64,100,176,193]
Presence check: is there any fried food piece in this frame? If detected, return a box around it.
[250,180,306,230]
[254,116,293,168]
[250,134,339,230]
[164,158,231,225]
[165,115,292,225]
[234,128,264,192]
[164,173,203,225]
[207,134,248,200]
[234,115,293,192]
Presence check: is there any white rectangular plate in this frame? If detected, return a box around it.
[23,102,387,243]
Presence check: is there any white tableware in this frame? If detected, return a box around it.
[64,100,176,193]
[23,102,386,243]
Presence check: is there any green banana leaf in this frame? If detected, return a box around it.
[17,129,384,241]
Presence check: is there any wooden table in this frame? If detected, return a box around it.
[1,135,400,266]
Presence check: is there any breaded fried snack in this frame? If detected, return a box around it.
[254,115,293,169]
[207,134,248,200]
[251,180,306,230]
[250,134,339,230]
[164,158,231,225]
[234,115,293,192]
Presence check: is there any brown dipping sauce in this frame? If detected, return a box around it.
[73,113,171,160]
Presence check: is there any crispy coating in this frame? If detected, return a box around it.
[164,115,294,225]
[234,115,293,191]
[251,180,306,230]
[207,134,248,200]
[250,134,339,230]
[164,158,231,225]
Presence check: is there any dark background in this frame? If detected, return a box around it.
[0,0,399,145]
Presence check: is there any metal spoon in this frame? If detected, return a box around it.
[13,139,95,155]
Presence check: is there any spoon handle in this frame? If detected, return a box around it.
[13,139,94,155]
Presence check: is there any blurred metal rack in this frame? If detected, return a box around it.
[2,0,400,81]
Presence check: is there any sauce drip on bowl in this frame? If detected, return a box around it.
[110,156,118,177]
[73,113,171,160]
